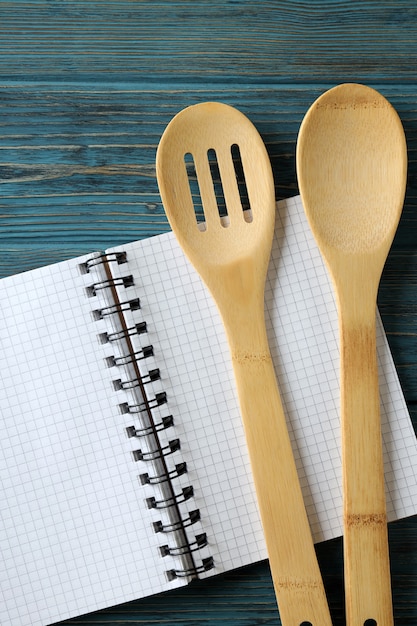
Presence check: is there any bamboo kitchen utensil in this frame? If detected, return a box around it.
[297,83,407,626]
[156,102,332,626]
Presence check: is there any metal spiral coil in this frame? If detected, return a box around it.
[86,251,213,582]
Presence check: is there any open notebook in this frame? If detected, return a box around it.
[1,195,417,626]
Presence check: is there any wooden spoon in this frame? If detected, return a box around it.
[156,102,332,626]
[296,83,407,626]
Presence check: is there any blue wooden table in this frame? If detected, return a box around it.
[1,2,416,624]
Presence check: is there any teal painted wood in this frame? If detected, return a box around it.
[0,1,416,624]
[1,0,417,84]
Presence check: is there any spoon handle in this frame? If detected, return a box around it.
[340,304,393,626]
[224,306,332,626]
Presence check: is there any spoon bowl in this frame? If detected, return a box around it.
[297,83,407,626]
[157,102,332,626]
[298,84,406,263]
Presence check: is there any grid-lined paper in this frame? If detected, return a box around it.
[109,194,417,575]
[0,255,182,626]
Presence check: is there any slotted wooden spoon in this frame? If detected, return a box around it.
[297,83,407,626]
[156,102,332,626]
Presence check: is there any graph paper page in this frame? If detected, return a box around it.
[109,194,417,576]
[0,255,183,626]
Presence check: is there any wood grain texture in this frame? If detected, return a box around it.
[0,1,416,624]
[1,1,417,83]
[156,101,332,625]
[297,83,408,626]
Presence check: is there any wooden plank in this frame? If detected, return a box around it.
[1,1,417,83]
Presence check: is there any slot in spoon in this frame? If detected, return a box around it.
[156,102,332,626]
[297,83,407,626]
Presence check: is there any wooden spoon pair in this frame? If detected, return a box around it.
[156,84,407,626]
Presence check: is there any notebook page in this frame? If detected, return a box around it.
[0,255,183,626]
[106,194,417,577]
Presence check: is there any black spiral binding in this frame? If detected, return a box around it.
[84,252,214,582]
[166,557,215,582]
